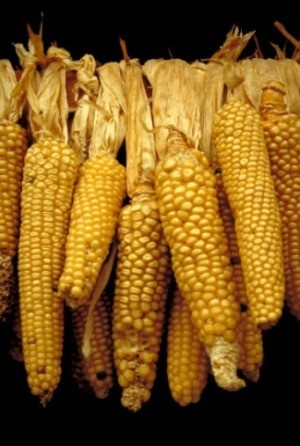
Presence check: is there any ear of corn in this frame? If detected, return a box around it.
[147,59,244,391]
[0,60,28,316]
[113,59,172,411]
[167,287,208,406]
[260,81,300,319]
[155,132,243,391]
[18,49,80,403]
[214,165,263,381]
[71,292,114,398]
[19,136,79,402]
[212,100,285,328]
[58,62,126,308]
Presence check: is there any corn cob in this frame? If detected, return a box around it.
[212,100,285,328]
[146,59,244,391]
[18,50,80,403]
[58,62,126,308]
[113,58,172,411]
[167,287,208,406]
[0,60,28,316]
[71,292,114,398]
[214,165,263,381]
[260,81,300,319]
[155,131,243,391]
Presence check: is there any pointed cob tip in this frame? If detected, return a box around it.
[121,384,151,412]
[39,389,53,407]
[244,369,260,383]
[208,338,246,391]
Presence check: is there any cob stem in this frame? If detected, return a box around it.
[207,338,245,391]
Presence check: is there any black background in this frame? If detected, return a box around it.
[0,1,299,441]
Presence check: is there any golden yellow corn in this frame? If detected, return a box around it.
[113,192,171,411]
[155,131,243,391]
[212,101,284,328]
[237,311,263,381]
[167,287,208,406]
[71,292,114,398]
[18,137,79,403]
[58,154,126,307]
[214,165,263,380]
[260,81,300,319]
[0,120,27,315]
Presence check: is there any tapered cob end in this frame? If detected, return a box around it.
[121,384,151,412]
[244,369,260,383]
[208,338,246,391]
[0,252,14,318]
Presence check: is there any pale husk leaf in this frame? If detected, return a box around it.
[28,60,69,142]
[123,59,156,198]
[0,60,17,121]
[89,62,126,158]
[200,62,225,160]
[70,55,99,162]
[143,59,205,160]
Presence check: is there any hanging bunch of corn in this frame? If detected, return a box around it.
[58,62,126,308]
[167,287,209,406]
[18,40,80,403]
[113,56,172,412]
[144,57,244,391]
[260,81,300,319]
[0,60,28,317]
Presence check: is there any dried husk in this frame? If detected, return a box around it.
[143,59,205,159]
[122,58,156,198]
[69,55,99,161]
[89,62,126,158]
[0,60,18,121]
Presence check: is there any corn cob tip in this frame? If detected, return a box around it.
[208,338,246,391]
[0,252,14,318]
[39,390,53,407]
[244,370,260,383]
[121,384,151,412]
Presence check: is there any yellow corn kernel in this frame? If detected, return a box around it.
[58,153,126,308]
[155,132,244,391]
[260,81,300,320]
[18,137,79,403]
[167,288,208,406]
[113,195,172,412]
[212,101,285,328]
[0,120,27,316]
[71,292,114,398]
